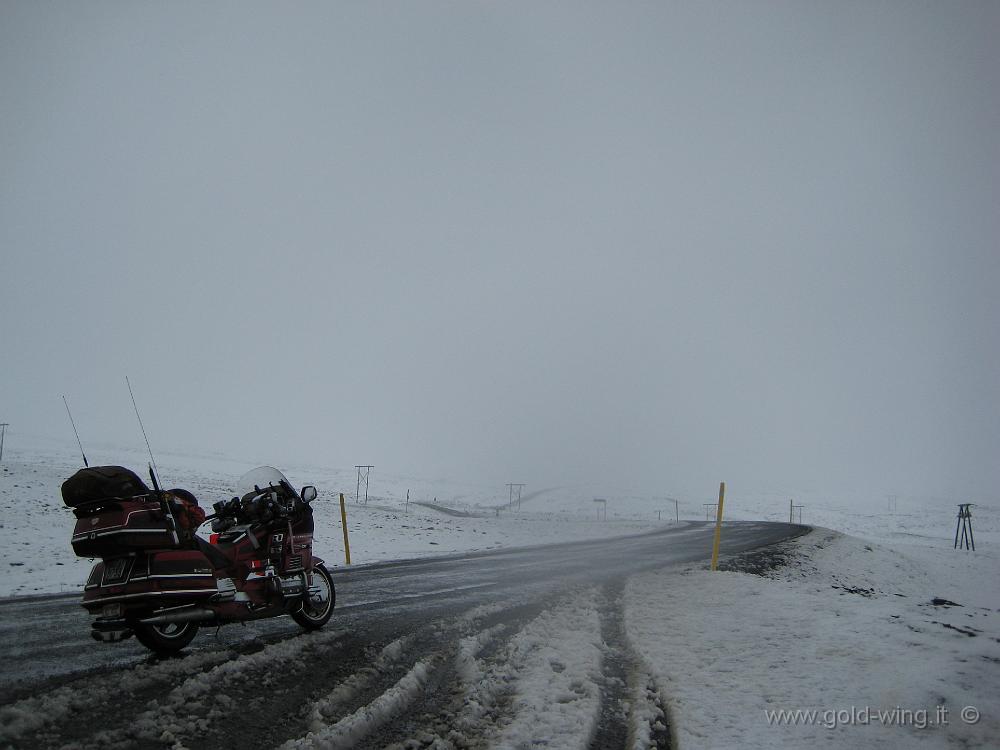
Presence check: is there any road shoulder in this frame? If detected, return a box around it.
[623,529,1000,749]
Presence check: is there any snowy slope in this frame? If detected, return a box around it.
[624,530,1000,749]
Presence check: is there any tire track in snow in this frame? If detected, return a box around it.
[390,590,604,750]
[282,653,439,749]
[590,579,632,749]
[119,606,458,750]
[590,579,672,750]
[76,626,352,750]
[0,647,236,748]
[280,601,534,749]
[277,597,559,750]
[368,600,549,749]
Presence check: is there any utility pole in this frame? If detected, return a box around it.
[710,482,726,571]
[506,483,525,510]
[666,496,679,522]
[0,423,8,464]
[593,497,607,521]
[355,465,374,505]
[887,494,897,513]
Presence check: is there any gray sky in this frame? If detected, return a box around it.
[2,2,998,499]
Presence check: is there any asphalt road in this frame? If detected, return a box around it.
[0,520,807,749]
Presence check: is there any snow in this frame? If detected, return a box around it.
[438,592,605,750]
[0,647,236,745]
[491,592,603,749]
[285,650,434,749]
[1,431,998,749]
[624,530,1000,749]
[87,626,351,748]
[290,634,417,744]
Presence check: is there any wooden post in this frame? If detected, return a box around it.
[339,493,352,564]
[710,482,726,571]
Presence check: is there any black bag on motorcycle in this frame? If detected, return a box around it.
[62,466,150,508]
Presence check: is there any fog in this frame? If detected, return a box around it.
[2,2,997,499]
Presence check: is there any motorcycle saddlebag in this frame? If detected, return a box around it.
[62,466,150,508]
[81,550,217,611]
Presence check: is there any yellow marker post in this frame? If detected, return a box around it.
[339,492,352,565]
[710,481,726,571]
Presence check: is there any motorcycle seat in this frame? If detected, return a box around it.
[195,535,233,571]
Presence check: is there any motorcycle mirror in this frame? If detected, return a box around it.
[301,486,317,503]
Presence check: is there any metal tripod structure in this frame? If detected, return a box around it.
[355,465,374,505]
[954,504,975,551]
[506,483,525,510]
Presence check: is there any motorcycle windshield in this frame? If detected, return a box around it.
[236,466,292,497]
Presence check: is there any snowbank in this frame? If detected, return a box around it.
[624,530,1000,749]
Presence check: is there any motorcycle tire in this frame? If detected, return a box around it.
[292,564,335,630]
[134,621,200,654]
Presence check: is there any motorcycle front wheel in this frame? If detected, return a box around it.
[292,564,335,630]
[134,621,200,654]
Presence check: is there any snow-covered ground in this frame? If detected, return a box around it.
[1,432,997,749]
[624,530,1000,749]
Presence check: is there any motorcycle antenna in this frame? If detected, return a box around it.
[126,376,161,489]
[62,395,89,467]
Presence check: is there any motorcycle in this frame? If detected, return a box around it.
[63,464,335,654]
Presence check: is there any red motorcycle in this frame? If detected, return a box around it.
[64,464,335,654]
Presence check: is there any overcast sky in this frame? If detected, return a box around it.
[2,2,997,499]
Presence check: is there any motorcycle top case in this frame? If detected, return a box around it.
[71,498,178,557]
[62,466,150,508]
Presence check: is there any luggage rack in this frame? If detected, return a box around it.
[71,493,159,513]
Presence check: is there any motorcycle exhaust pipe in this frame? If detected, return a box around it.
[139,607,215,625]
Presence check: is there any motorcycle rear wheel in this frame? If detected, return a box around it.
[292,565,335,630]
[134,621,200,654]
